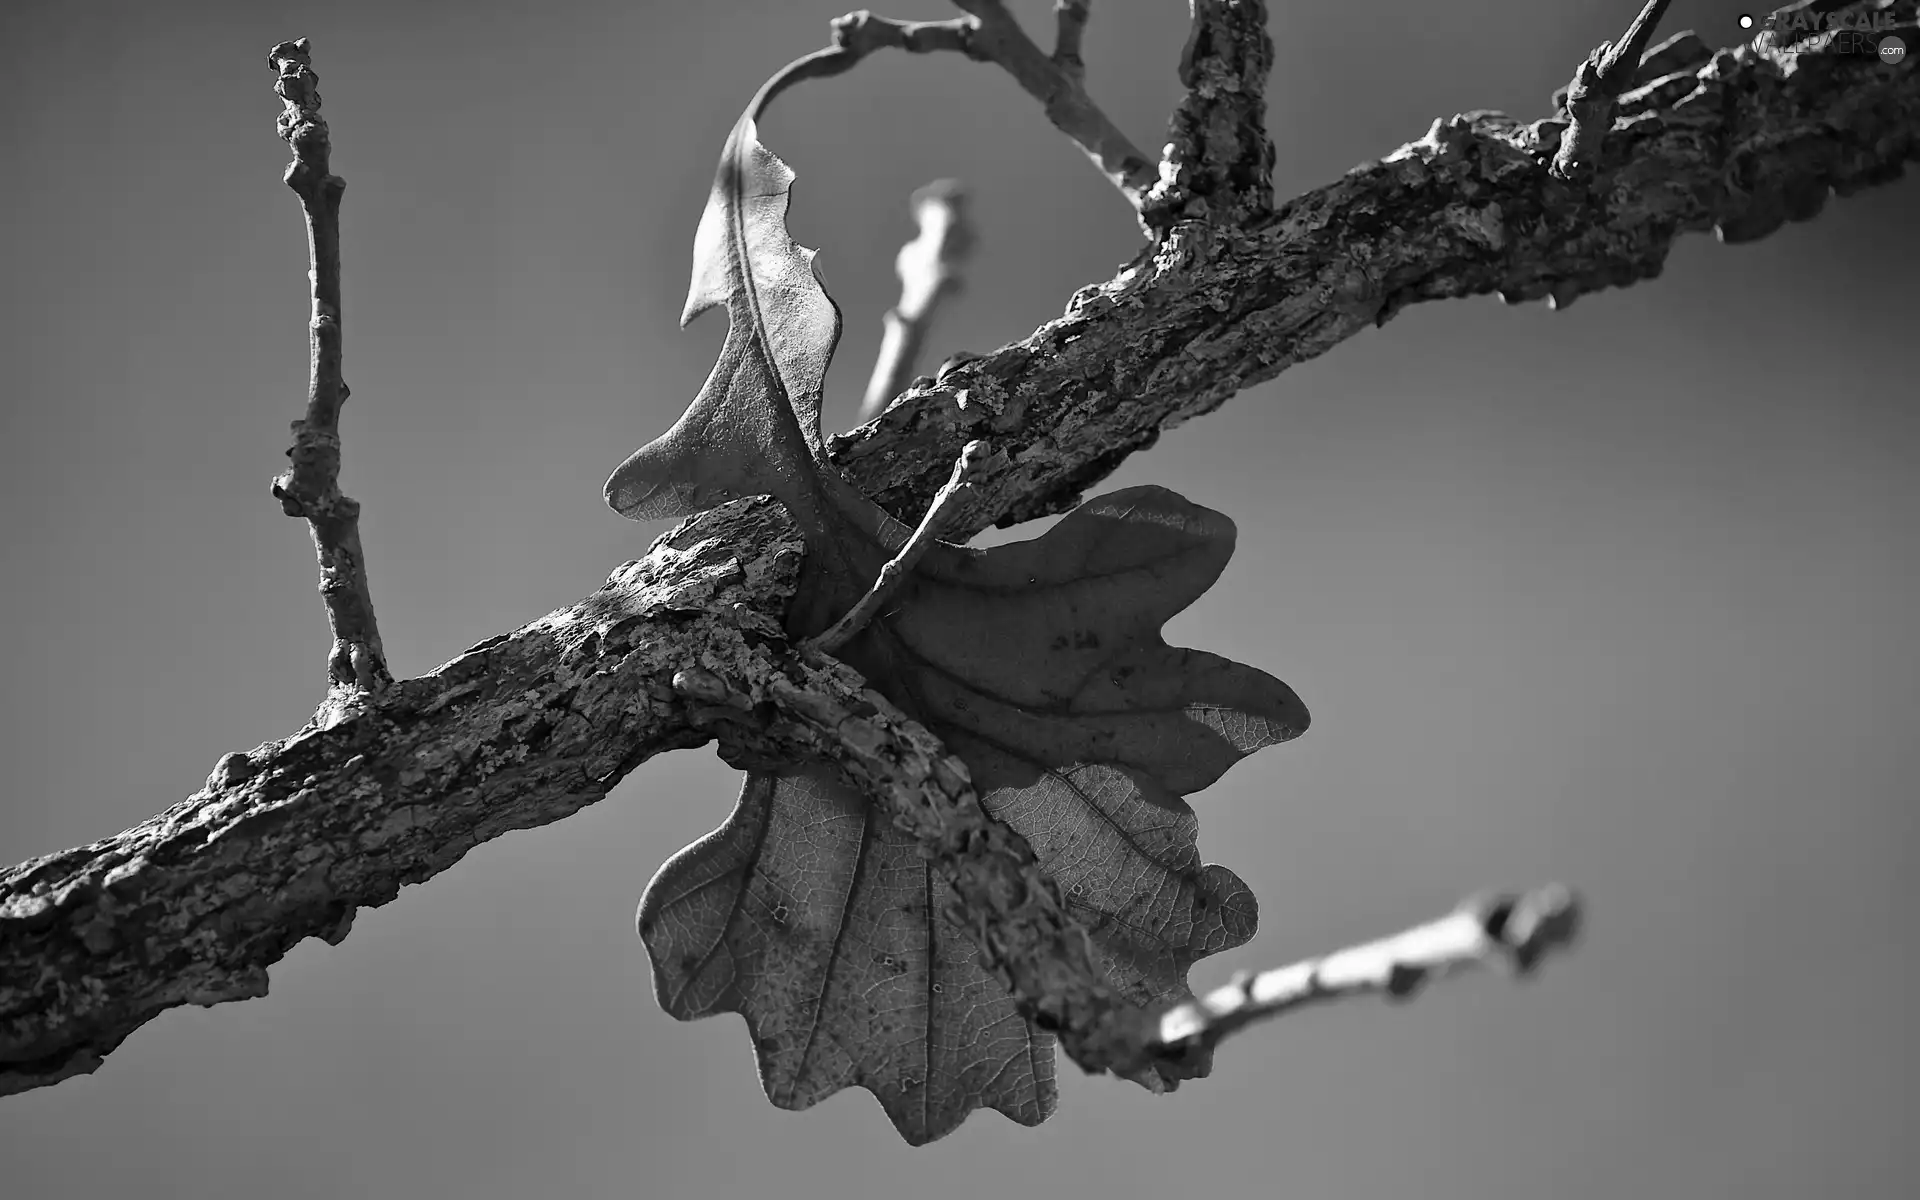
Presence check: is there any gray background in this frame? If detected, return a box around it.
[2,1,1913,1197]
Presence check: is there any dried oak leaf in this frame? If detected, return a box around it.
[607,58,1307,1146]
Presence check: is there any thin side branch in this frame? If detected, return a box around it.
[671,648,1576,1087]
[1551,0,1675,178]
[828,9,974,56]
[1053,0,1090,82]
[1549,28,1711,115]
[1149,886,1583,1066]
[859,180,975,422]
[1143,0,1277,232]
[266,39,390,718]
[821,5,1158,212]
[952,0,1156,207]
[808,439,987,654]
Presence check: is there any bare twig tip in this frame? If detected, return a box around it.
[859,179,977,421]
[266,37,310,69]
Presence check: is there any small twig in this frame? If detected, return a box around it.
[807,439,987,655]
[815,5,1157,214]
[1550,0,1675,178]
[1146,886,1583,1067]
[1548,29,1710,116]
[266,38,390,720]
[829,9,975,56]
[859,180,976,422]
[953,0,1155,207]
[1142,0,1276,233]
[1053,0,1090,82]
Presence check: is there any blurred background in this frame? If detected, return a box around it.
[2,2,1914,1197]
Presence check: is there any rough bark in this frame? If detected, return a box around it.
[831,16,1919,533]
[0,499,804,1094]
[3,2,1915,1095]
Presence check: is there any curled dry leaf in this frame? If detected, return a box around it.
[607,54,1307,1145]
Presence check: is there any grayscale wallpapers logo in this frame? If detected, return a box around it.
[1737,12,1909,65]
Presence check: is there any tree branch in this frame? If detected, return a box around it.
[0,498,806,1095]
[1551,0,1676,179]
[0,488,1194,1095]
[821,4,1159,212]
[1052,0,1090,83]
[3,3,1915,1095]
[265,39,390,718]
[663,648,1168,1089]
[652,623,1577,1088]
[1549,29,1714,116]
[1143,0,1277,232]
[1149,885,1582,1067]
[829,3,1919,534]
[859,179,975,422]
[950,0,1157,208]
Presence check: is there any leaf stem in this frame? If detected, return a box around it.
[807,439,987,655]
